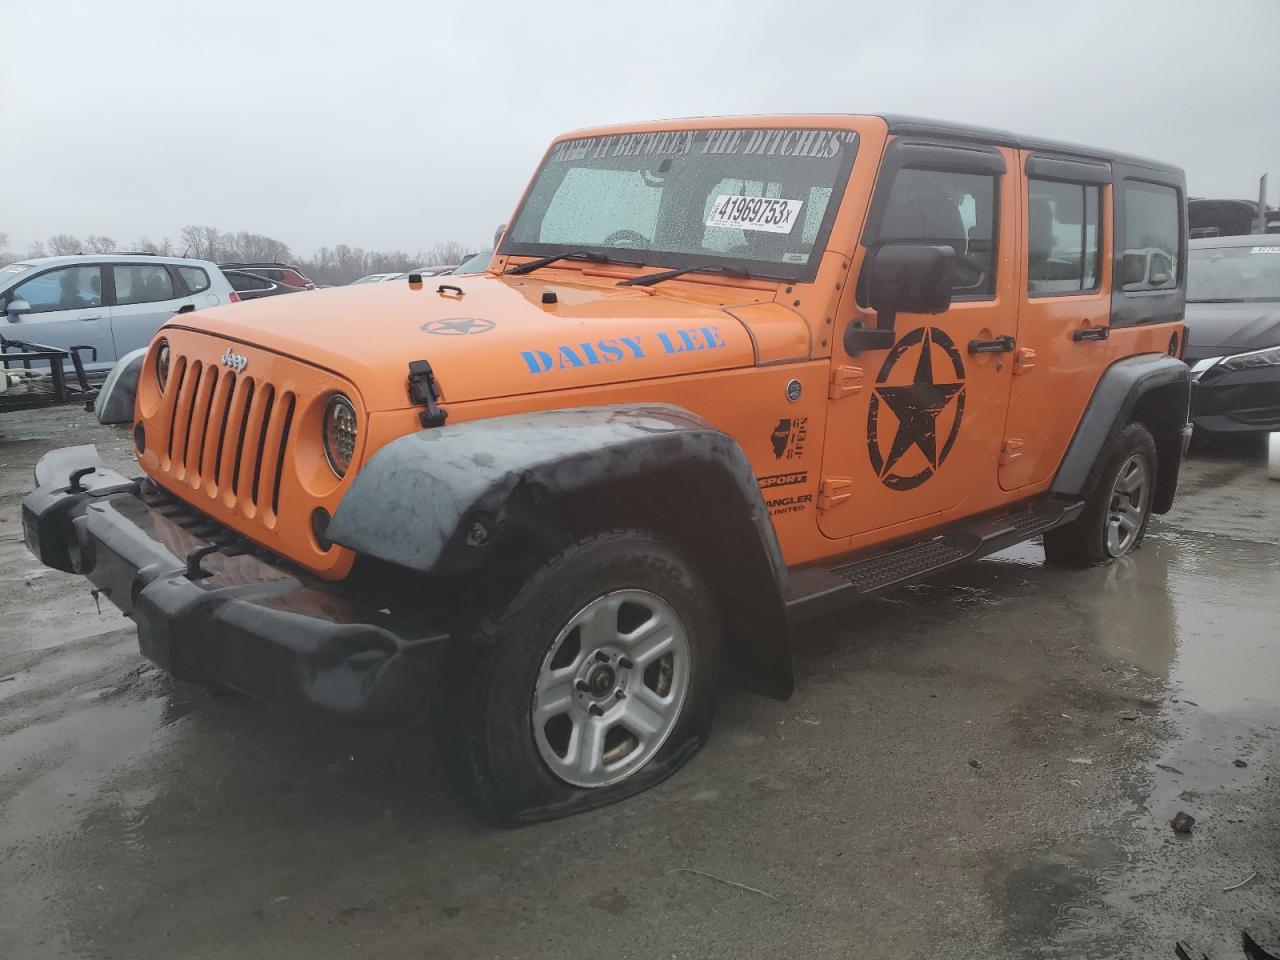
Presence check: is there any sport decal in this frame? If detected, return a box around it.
[866,327,965,491]
[706,195,802,234]
[422,318,494,336]
[758,470,808,489]
[520,326,725,375]
[770,417,808,460]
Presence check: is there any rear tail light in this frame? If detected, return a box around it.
[229,291,240,303]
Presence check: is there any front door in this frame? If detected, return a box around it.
[818,142,1020,546]
[4,264,114,374]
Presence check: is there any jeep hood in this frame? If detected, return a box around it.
[1184,300,1280,361]
[170,274,765,411]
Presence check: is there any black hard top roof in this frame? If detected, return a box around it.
[879,114,1183,177]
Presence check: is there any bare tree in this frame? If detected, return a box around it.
[220,230,293,265]
[48,234,82,256]
[132,236,175,256]
[0,232,10,266]
[26,240,47,259]
[84,235,117,253]
[423,240,471,265]
[180,225,222,261]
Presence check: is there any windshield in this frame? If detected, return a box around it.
[1188,244,1280,301]
[502,127,859,282]
[0,262,33,290]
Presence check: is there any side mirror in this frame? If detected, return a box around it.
[866,244,955,328]
[6,299,32,323]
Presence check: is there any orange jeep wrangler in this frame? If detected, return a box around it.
[24,114,1192,821]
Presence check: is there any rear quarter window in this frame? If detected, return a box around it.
[1121,181,1180,291]
[178,266,210,294]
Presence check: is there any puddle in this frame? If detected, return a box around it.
[1078,530,1280,712]
[999,469,1280,957]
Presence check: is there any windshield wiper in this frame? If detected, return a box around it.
[618,263,752,287]
[504,250,635,276]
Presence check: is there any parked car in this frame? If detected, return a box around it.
[407,264,457,277]
[222,269,307,301]
[218,262,315,290]
[29,113,1191,821]
[0,255,236,376]
[1185,234,1280,475]
[350,272,404,284]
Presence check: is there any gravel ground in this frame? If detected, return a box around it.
[1,407,1277,960]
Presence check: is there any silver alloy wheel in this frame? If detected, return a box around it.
[531,589,691,789]
[1106,452,1151,556]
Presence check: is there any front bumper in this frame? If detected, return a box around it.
[22,445,448,721]
[1190,360,1280,433]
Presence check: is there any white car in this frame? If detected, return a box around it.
[350,272,404,284]
[0,254,237,376]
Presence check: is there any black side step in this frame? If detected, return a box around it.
[784,497,1083,625]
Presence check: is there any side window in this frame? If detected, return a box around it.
[14,265,103,311]
[877,168,997,297]
[1121,181,1179,291]
[1028,179,1102,294]
[177,266,210,294]
[113,264,175,305]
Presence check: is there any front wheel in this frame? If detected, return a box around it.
[1044,421,1157,567]
[432,530,720,822]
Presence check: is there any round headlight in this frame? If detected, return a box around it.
[323,394,358,477]
[156,339,170,391]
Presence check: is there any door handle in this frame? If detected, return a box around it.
[1072,326,1110,342]
[78,315,103,322]
[967,335,1016,354]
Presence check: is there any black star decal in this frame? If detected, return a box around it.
[873,329,964,479]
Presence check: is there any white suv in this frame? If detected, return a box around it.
[0,254,236,376]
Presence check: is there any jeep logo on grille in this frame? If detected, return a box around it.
[220,348,248,373]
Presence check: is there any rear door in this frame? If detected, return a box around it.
[107,262,193,358]
[819,139,1020,543]
[999,153,1112,490]
[3,264,114,373]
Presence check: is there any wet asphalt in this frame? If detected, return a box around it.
[1,408,1277,960]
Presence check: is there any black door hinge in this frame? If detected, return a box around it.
[407,360,448,428]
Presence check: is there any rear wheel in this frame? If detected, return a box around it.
[1044,422,1157,567]
[432,530,719,822]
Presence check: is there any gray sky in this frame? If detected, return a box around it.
[3,0,1278,257]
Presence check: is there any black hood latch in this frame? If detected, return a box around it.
[407,360,448,428]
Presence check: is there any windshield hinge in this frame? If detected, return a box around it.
[407,360,448,428]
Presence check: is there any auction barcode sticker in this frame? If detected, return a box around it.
[1251,246,1280,254]
[706,195,803,234]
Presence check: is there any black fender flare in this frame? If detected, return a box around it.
[327,404,795,699]
[93,347,145,425]
[1051,353,1191,514]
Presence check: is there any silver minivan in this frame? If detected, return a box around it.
[0,254,236,376]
